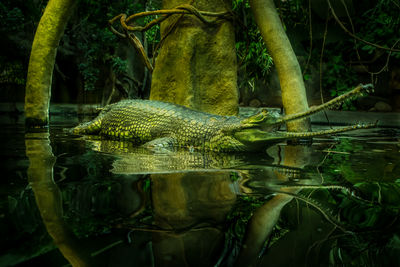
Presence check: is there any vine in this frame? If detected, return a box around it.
[108,4,232,73]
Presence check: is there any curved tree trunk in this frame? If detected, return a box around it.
[26,131,91,266]
[25,0,77,126]
[250,0,310,132]
[150,0,238,116]
[235,193,294,266]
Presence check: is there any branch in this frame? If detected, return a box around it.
[108,4,232,73]
[126,30,154,72]
[327,0,400,52]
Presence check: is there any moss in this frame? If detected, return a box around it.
[25,0,77,126]
[150,0,238,116]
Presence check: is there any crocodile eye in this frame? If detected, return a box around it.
[256,109,269,121]
[252,114,264,122]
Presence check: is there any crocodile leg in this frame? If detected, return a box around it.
[142,137,179,149]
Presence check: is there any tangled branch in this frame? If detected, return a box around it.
[327,0,400,53]
[109,4,232,73]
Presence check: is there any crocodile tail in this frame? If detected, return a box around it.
[71,116,103,135]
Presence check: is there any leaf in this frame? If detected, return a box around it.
[361,45,373,51]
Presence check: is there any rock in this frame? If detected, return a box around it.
[249,98,262,108]
[374,101,392,112]
[357,96,389,110]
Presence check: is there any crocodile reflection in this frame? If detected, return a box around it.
[86,138,274,174]
[26,131,344,266]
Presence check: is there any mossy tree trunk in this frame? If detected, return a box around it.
[150,0,238,116]
[25,0,77,126]
[235,3,312,262]
[250,0,310,132]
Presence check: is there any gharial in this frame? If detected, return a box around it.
[71,84,376,152]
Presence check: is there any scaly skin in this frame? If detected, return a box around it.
[72,84,376,152]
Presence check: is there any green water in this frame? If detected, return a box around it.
[0,114,399,266]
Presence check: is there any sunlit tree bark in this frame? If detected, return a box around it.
[25,0,77,126]
[250,0,310,131]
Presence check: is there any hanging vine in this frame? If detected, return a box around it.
[108,4,232,73]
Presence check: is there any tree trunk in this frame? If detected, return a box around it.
[236,4,312,262]
[25,0,77,126]
[250,0,310,131]
[26,131,91,266]
[150,0,238,116]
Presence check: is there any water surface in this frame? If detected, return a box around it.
[0,113,399,266]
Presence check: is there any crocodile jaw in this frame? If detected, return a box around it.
[233,122,377,151]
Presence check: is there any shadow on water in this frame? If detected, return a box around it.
[1,114,400,266]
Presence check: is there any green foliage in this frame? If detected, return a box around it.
[233,0,273,91]
[0,0,48,32]
[226,195,265,239]
[61,180,120,238]
[322,1,400,107]
[324,54,357,110]
[274,0,400,111]
[0,4,25,32]
[69,0,152,91]
[323,138,400,184]
[230,171,241,181]
[142,178,151,192]
[0,58,26,85]
[110,56,128,75]
[319,137,400,230]
[145,24,159,45]
[0,1,47,88]
[275,0,308,28]
[232,0,249,10]
[78,62,100,91]
[298,137,400,266]
[237,37,273,78]
[355,1,400,59]
[143,15,160,45]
